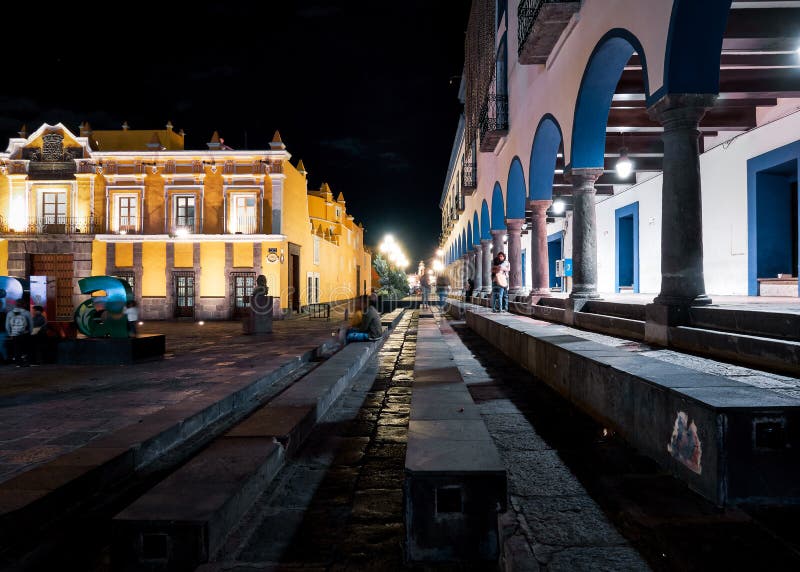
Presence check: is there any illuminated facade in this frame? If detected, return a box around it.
[0,123,372,320]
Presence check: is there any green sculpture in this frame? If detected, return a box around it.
[74,276,133,338]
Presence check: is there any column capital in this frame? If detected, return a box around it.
[490,229,505,238]
[505,218,524,232]
[526,199,550,214]
[565,168,603,191]
[473,243,482,253]
[480,238,491,246]
[647,93,716,129]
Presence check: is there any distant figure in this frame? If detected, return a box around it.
[5,305,32,367]
[491,252,510,313]
[465,278,475,300]
[436,274,451,306]
[420,272,431,309]
[124,300,139,337]
[30,305,48,365]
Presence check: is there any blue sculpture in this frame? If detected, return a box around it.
[74,276,133,338]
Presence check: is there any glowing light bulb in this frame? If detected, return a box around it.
[552,199,565,215]
[615,148,633,179]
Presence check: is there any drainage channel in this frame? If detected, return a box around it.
[209,310,418,570]
[439,317,800,572]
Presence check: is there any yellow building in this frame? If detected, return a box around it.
[0,122,372,320]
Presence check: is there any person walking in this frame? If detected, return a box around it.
[5,304,32,367]
[436,273,451,306]
[420,272,431,309]
[124,300,139,337]
[30,305,48,365]
[491,251,510,313]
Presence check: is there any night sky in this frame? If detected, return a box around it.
[0,1,472,264]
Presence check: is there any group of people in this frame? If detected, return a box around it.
[1,305,47,367]
[419,273,450,309]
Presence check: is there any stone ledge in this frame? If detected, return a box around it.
[456,300,800,506]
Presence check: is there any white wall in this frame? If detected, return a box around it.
[594,108,800,296]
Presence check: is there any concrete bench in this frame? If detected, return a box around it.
[111,341,378,571]
[456,300,800,506]
[404,315,507,563]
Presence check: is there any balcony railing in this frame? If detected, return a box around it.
[479,89,509,152]
[518,0,581,65]
[462,156,477,196]
[0,216,103,235]
[229,216,259,235]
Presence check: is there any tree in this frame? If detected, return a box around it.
[373,254,410,300]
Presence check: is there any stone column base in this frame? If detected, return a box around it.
[563,296,596,326]
[644,302,693,346]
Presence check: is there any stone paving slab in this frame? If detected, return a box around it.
[0,320,346,486]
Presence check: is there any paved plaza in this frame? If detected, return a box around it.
[0,318,346,486]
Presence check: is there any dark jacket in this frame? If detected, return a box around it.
[359,306,383,338]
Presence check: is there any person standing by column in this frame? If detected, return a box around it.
[491,252,510,312]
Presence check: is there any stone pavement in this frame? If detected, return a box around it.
[0,319,346,485]
[206,310,418,571]
[439,315,800,572]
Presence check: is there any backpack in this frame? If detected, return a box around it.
[8,311,28,336]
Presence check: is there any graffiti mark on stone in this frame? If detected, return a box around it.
[667,411,702,475]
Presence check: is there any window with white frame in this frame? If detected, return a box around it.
[313,235,320,265]
[41,191,66,224]
[117,195,137,233]
[307,271,320,304]
[174,195,195,232]
[230,193,257,234]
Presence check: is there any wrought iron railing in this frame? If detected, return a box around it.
[518,0,559,56]
[0,215,103,235]
[478,91,509,143]
[462,140,478,193]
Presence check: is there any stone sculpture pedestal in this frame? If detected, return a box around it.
[243,295,274,334]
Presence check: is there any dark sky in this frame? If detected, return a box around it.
[0,1,471,264]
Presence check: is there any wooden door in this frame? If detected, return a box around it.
[31,254,73,319]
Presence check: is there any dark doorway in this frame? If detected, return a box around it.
[174,272,195,318]
[547,234,562,290]
[755,162,798,295]
[231,272,255,319]
[288,243,301,313]
[615,202,639,293]
[31,253,73,319]
[356,266,361,297]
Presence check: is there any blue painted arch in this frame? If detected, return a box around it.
[466,222,473,253]
[472,212,481,247]
[530,115,563,201]
[491,183,506,231]
[660,0,732,101]
[481,200,491,240]
[571,29,650,169]
[506,157,527,219]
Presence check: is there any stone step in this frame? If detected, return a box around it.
[573,311,645,340]
[581,300,646,322]
[111,339,380,571]
[688,307,800,343]
[671,326,800,376]
[0,346,321,555]
[381,307,406,330]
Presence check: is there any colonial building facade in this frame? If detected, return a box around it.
[0,122,371,320]
[441,0,800,305]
